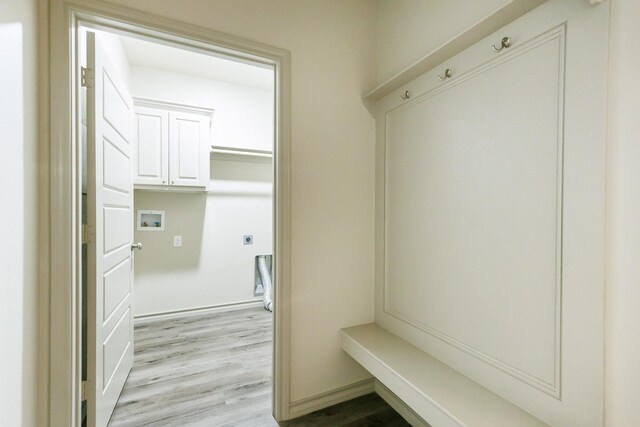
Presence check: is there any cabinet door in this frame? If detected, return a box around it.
[133,106,168,186]
[169,111,210,188]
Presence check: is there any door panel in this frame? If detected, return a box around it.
[134,106,168,186]
[103,72,132,141]
[102,308,132,388]
[169,111,209,187]
[103,259,131,322]
[103,206,130,253]
[176,119,199,179]
[103,139,130,193]
[86,31,134,427]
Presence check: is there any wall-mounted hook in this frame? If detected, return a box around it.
[438,68,452,81]
[492,36,512,52]
[400,90,411,101]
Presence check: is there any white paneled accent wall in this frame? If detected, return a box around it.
[385,30,564,393]
[374,1,607,425]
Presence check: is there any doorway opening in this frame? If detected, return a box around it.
[68,13,286,427]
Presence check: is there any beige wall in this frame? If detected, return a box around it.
[606,0,640,425]
[0,0,39,425]
[133,158,273,316]
[35,1,640,424]
[375,0,510,85]
[100,0,378,402]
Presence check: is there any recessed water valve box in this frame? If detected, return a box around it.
[137,210,165,231]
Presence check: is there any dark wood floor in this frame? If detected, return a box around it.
[109,306,409,426]
[282,393,410,427]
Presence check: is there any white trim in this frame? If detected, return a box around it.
[134,300,263,321]
[211,145,273,158]
[288,379,375,420]
[133,96,216,117]
[46,1,292,425]
[133,184,208,192]
[375,381,431,427]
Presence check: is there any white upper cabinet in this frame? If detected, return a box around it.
[133,99,212,191]
[169,111,210,188]
[133,106,168,186]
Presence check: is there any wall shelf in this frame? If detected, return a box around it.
[210,145,273,158]
[363,0,546,102]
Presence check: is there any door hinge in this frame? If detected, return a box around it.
[81,381,88,401]
[81,67,94,88]
[82,224,94,244]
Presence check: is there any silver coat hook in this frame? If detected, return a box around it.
[492,36,512,52]
[400,90,411,100]
[438,68,452,81]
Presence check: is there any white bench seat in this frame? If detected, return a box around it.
[341,323,548,427]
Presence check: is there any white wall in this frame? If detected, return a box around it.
[130,66,273,151]
[606,0,640,424]
[133,157,273,316]
[0,0,39,425]
[102,0,378,404]
[375,0,510,84]
[128,65,275,316]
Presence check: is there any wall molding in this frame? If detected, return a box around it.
[133,96,216,116]
[134,299,263,322]
[288,379,375,420]
[374,381,431,427]
[381,25,566,398]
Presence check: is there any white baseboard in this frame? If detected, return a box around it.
[288,378,375,419]
[375,381,431,427]
[134,299,264,321]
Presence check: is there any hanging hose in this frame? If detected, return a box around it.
[257,255,273,312]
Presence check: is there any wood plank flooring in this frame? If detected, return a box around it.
[109,307,409,426]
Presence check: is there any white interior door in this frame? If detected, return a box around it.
[86,31,135,427]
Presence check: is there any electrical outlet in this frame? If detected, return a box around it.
[243,235,253,245]
[173,235,182,247]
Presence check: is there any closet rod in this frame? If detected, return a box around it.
[210,145,273,158]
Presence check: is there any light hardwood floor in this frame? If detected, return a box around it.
[109,307,409,426]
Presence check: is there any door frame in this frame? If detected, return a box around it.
[45,1,292,426]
